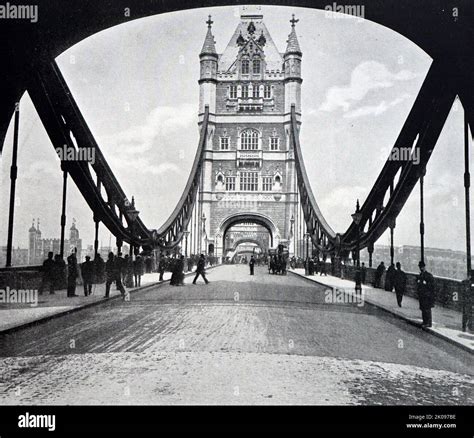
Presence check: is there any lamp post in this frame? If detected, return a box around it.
[127,196,140,259]
[351,200,363,295]
[351,200,363,267]
[304,232,310,275]
[290,214,295,256]
[201,213,207,254]
[184,230,190,257]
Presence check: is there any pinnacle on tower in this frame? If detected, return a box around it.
[285,14,301,55]
[200,15,217,56]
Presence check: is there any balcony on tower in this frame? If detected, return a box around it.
[237,96,264,112]
[236,149,263,168]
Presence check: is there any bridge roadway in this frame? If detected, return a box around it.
[0,265,472,405]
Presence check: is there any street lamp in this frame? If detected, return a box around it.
[351,199,363,295]
[304,232,310,275]
[201,213,206,254]
[290,214,295,256]
[127,196,140,259]
[351,199,363,267]
[183,230,190,257]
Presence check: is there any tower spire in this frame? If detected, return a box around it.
[285,15,301,55]
[200,15,217,56]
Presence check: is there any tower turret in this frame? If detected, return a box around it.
[28,219,36,265]
[199,15,218,116]
[284,15,302,115]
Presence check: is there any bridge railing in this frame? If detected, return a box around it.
[322,263,463,312]
[0,266,43,290]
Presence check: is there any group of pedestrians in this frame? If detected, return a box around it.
[158,253,215,283]
[39,250,145,301]
[164,253,209,286]
[372,260,435,328]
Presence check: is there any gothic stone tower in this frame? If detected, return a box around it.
[198,11,302,257]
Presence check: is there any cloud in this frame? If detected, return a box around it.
[99,103,197,174]
[343,93,411,119]
[319,61,417,112]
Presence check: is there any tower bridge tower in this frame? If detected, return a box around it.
[198,10,302,257]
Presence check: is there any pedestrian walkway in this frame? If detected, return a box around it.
[0,272,171,334]
[290,269,474,353]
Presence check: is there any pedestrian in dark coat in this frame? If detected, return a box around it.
[133,255,144,287]
[67,253,79,297]
[39,252,55,295]
[416,261,435,327]
[94,254,105,284]
[169,257,178,285]
[105,253,126,299]
[124,255,134,288]
[308,258,315,276]
[52,254,66,290]
[374,262,385,288]
[249,256,255,275]
[176,255,185,286]
[158,254,166,281]
[385,263,396,291]
[192,254,209,284]
[393,262,407,307]
[320,259,327,276]
[116,252,125,285]
[81,256,94,296]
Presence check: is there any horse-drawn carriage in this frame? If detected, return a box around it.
[268,244,289,275]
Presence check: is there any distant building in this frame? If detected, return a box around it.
[360,245,468,280]
[0,246,29,266]
[28,218,82,265]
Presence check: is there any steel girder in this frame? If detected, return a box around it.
[341,60,457,250]
[290,106,337,254]
[27,58,209,250]
[291,60,457,255]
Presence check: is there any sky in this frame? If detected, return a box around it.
[0,4,469,256]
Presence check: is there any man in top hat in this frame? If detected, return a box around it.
[416,261,435,328]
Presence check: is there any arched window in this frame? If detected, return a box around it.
[253,59,261,74]
[241,59,250,74]
[240,129,259,150]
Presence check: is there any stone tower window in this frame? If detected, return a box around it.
[270,136,279,151]
[253,84,260,98]
[225,176,236,191]
[240,129,259,150]
[262,176,273,191]
[264,84,272,99]
[229,85,237,99]
[220,137,230,150]
[253,59,261,74]
[241,59,250,75]
[240,171,258,191]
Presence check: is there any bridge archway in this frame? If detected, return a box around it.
[231,238,266,252]
[218,213,279,249]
